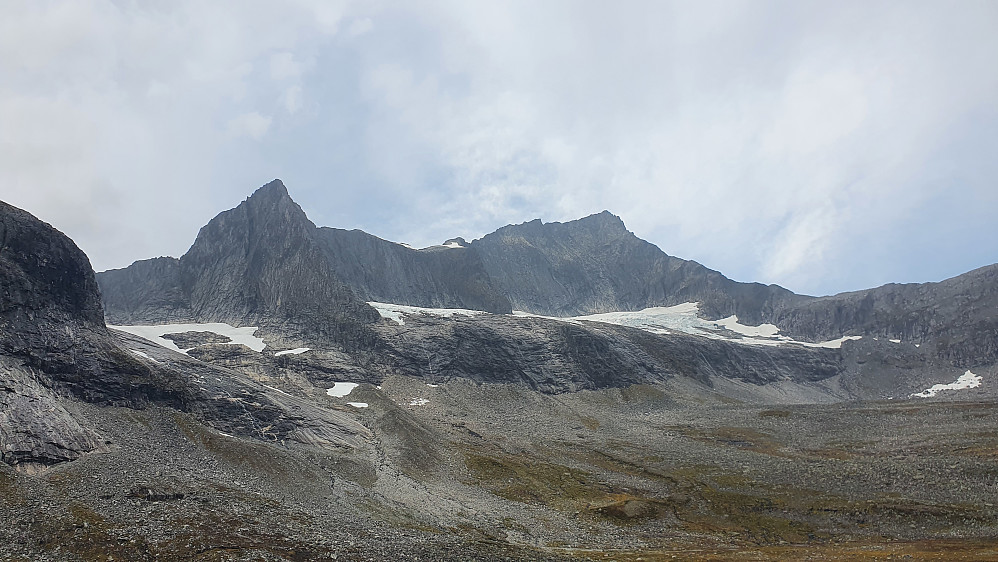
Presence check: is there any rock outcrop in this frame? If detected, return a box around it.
[0,198,370,472]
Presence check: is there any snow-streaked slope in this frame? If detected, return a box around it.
[274,347,310,357]
[108,323,266,353]
[911,371,982,398]
[372,300,862,348]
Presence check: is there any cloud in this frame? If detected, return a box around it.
[228,111,272,140]
[0,0,995,296]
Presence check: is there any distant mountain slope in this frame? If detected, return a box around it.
[96,180,998,372]
[315,228,511,313]
[768,264,998,368]
[471,211,806,320]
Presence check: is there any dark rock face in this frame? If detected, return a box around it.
[470,211,804,320]
[315,228,511,313]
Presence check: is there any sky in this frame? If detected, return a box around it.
[1,0,996,297]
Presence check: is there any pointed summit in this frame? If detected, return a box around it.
[247,178,291,203]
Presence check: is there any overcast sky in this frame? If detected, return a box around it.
[1,0,996,296]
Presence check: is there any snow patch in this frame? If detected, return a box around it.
[426,383,439,388]
[889,339,901,344]
[441,241,464,249]
[714,315,780,338]
[326,382,359,398]
[274,347,310,357]
[910,371,982,398]
[129,349,159,363]
[346,402,369,408]
[409,398,429,406]
[109,323,266,353]
[368,302,487,326]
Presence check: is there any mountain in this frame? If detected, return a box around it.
[97,180,998,378]
[99,180,381,348]
[470,211,806,319]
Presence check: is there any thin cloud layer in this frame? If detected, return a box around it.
[1,0,996,296]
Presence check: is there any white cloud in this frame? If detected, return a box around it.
[228,111,272,140]
[0,0,995,296]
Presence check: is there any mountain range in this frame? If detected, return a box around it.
[2,179,996,560]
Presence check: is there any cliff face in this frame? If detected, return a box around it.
[315,227,511,313]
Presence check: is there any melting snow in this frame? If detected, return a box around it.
[441,241,464,249]
[426,383,439,388]
[910,371,982,398]
[346,402,369,408]
[889,339,901,344]
[409,398,429,406]
[129,349,159,363]
[368,302,487,326]
[560,304,862,349]
[326,382,359,397]
[109,323,266,354]
[371,301,862,349]
[274,347,310,356]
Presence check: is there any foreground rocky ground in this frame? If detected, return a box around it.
[3,373,997,561]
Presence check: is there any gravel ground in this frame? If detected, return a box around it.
[3,375,998,561]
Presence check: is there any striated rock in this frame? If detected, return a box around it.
[0,359,107,473]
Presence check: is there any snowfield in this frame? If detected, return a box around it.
[326,382,359,397]
[274,347,310,356]
[911,371,982,398]
[368,302,488,326]
[109,323,266,353]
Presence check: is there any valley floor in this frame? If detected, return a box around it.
[3,379,998,561]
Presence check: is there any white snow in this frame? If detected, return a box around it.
[346,402,369,408]
[109,323,266,354]
[713,315,780,338]
[563,304,862,349]
[274,347,310,356]
[889,339,901,344]
[426,383,439,388]
[326,382,359,397]
[129,349,159,363]
[260,384,291,396]
[910,370,982,398]
[367,302,487,326]
[441,241,464,249]
[409,398,429,406]
[807,335,863,349]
